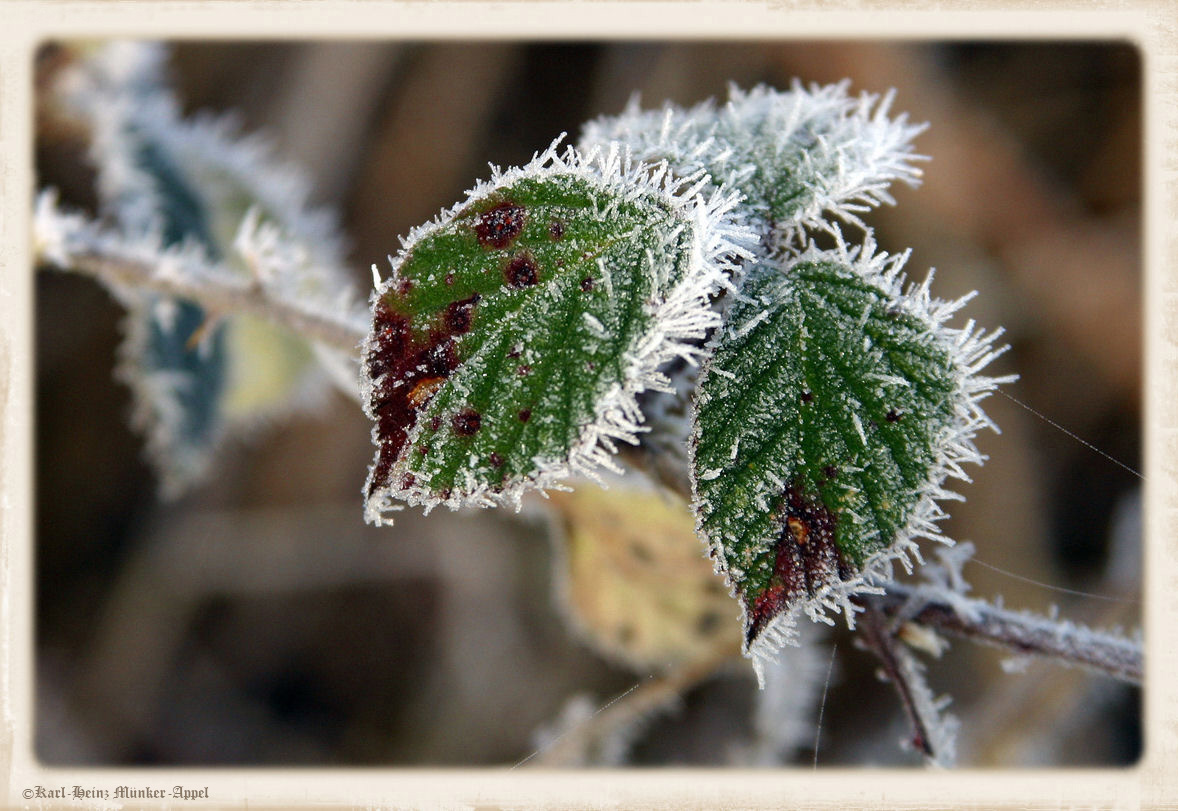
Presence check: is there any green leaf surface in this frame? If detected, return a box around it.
[362,143,748,524]
[690,240,1009,670]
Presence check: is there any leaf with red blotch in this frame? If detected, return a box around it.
[361,140,752,525]
[689,235,1013,683]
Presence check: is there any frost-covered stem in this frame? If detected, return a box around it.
[56,249,366,355]
[854,598,938,761]
[625,456,1144,688]
[871,583,1142,685]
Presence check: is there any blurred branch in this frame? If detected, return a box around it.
[65,249,365,353]
[518,642,740,768]
[34,193,368,355]
[855,599,940,762]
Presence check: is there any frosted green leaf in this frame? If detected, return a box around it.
[689,237,1012,678]
[362,140,751,524]
[580,81,927,244]
[584,82,931,490]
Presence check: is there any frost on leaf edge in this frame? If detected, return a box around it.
[579,79,928,245]
[361,137,755,525]
[688,233,1016,686]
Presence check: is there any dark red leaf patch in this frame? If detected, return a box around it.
[744,483,845,645]
[366,295,469,496]
[452,408,482,436]
[504,253,540,289]
[475,201,526,249]
[444,293,480,334]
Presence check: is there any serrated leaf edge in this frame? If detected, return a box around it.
[688,231,1016,686]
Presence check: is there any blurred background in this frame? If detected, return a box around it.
[35,40,1141,766]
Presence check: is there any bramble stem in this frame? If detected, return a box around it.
[855,598,938,761]
[59,249,368,354]
[869,582,1143,685]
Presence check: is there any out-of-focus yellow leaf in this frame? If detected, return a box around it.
[547,483,736,671]
[222,314,315,418]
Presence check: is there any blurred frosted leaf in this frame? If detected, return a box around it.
[580,81,927,244]
[117,297,228,487]
[50,41,364,494]
[362,140,752,523]
[546,477,737,671]
[689,235,1013,680]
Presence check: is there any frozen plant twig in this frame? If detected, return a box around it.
[850,538,1138,763]
[855,597,957,764]
[869,581,1142,685]
[34,193,368,357]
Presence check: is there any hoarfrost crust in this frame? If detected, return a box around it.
[690,231,1015,685]
[580,80,928,246]
[361,138,755,525]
